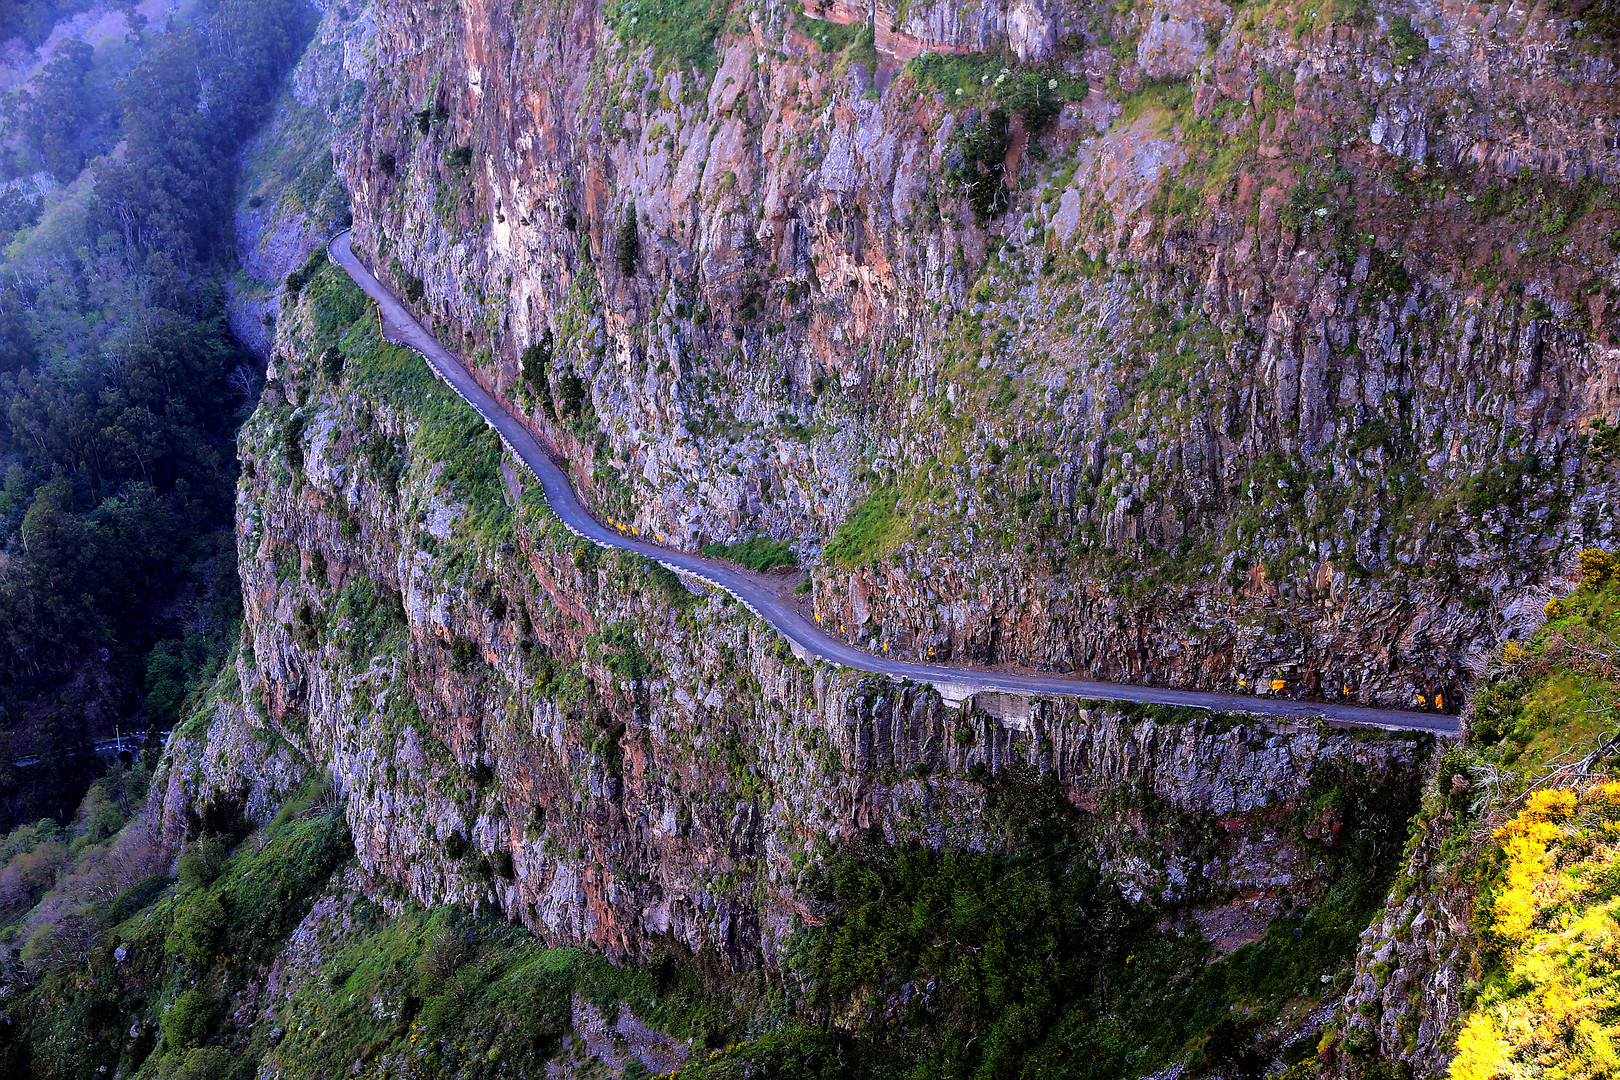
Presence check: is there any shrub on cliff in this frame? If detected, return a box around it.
[1387,14,1428,64]
[600,621,650,681]
[219,810,349,961]
[799,11,865,57]
[414,919,482,997]
[522,330,554,413]
[340,313,512,551]
[161,988,215,1052]
[1581,546,1618,591]
[263,910,596,1079]
[388,256,425,304]
[944,108,1012,223]
[173,1047,231,1080]
[168,891,227,966]
[1450,783,1620,1080]
[413,102,448,133]
[1559,0,1620,40]
[557,365,589,418]
[797,834,1138,1077]
[176,835,228,888]
[312,273,367,340]
[334,576,407,664]
[616,207,640,275]
[320,345,344,382]
[910,53,1086,126]
[284,246,328,295]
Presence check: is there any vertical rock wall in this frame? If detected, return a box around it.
[153,279,1433,973]
[333,0,1620,706]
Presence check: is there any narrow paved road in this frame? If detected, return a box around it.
[328,231,1459,736]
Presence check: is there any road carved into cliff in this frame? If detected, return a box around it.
[327,231,1458,735]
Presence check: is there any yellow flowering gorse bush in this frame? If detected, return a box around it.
[1450,783,1620,1080]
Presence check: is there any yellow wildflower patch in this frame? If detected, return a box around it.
[1450,783,1620,1080]
[1451,1014,1503,1080]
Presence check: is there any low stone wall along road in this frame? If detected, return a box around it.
[327,231,1459,736]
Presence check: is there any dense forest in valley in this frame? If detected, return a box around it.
[0,0,318,828]
[0,2,99,52]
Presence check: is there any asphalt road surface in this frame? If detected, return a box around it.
[327,231,1459,736]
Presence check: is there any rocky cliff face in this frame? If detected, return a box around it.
[132,0,1620,1070]
[9,4,1555,1078]
[336,0,1619,709]
[226,3,377,359]
[1323,796,1479,1080]
[151,264,1430,979]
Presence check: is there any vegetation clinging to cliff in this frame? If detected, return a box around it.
[1320,550,1620,1079]
[313,270,513,558]
[1450,784,1620,1080]
[664,748,1422,1080]
[1409,553,1620,1080]
[606,0,729,72]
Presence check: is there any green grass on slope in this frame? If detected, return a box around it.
[257,902,758,1080]
[304,267,513,560]
[823,488,903,567]
[1470,549,1620,773]
[605,0,727,72]
[6,772,349,1080]
[702,534,798,572]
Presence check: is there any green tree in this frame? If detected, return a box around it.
[521,330,553,413]
[15,39,96,180]
[616,206,639,275]
[0,0,312,831]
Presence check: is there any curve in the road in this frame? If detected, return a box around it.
[327,231,1458,736]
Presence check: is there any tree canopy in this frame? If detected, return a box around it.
[0,0,318,827]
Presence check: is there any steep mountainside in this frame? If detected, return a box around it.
[6,2,1620,1079]
[341,0,1618,709]
[149,248,1431,1077]
[0,240,1436,1080]
[1325,552,1620,1079]
[207,260,1430,966]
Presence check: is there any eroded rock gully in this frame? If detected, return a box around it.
[339,0,1619,708]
